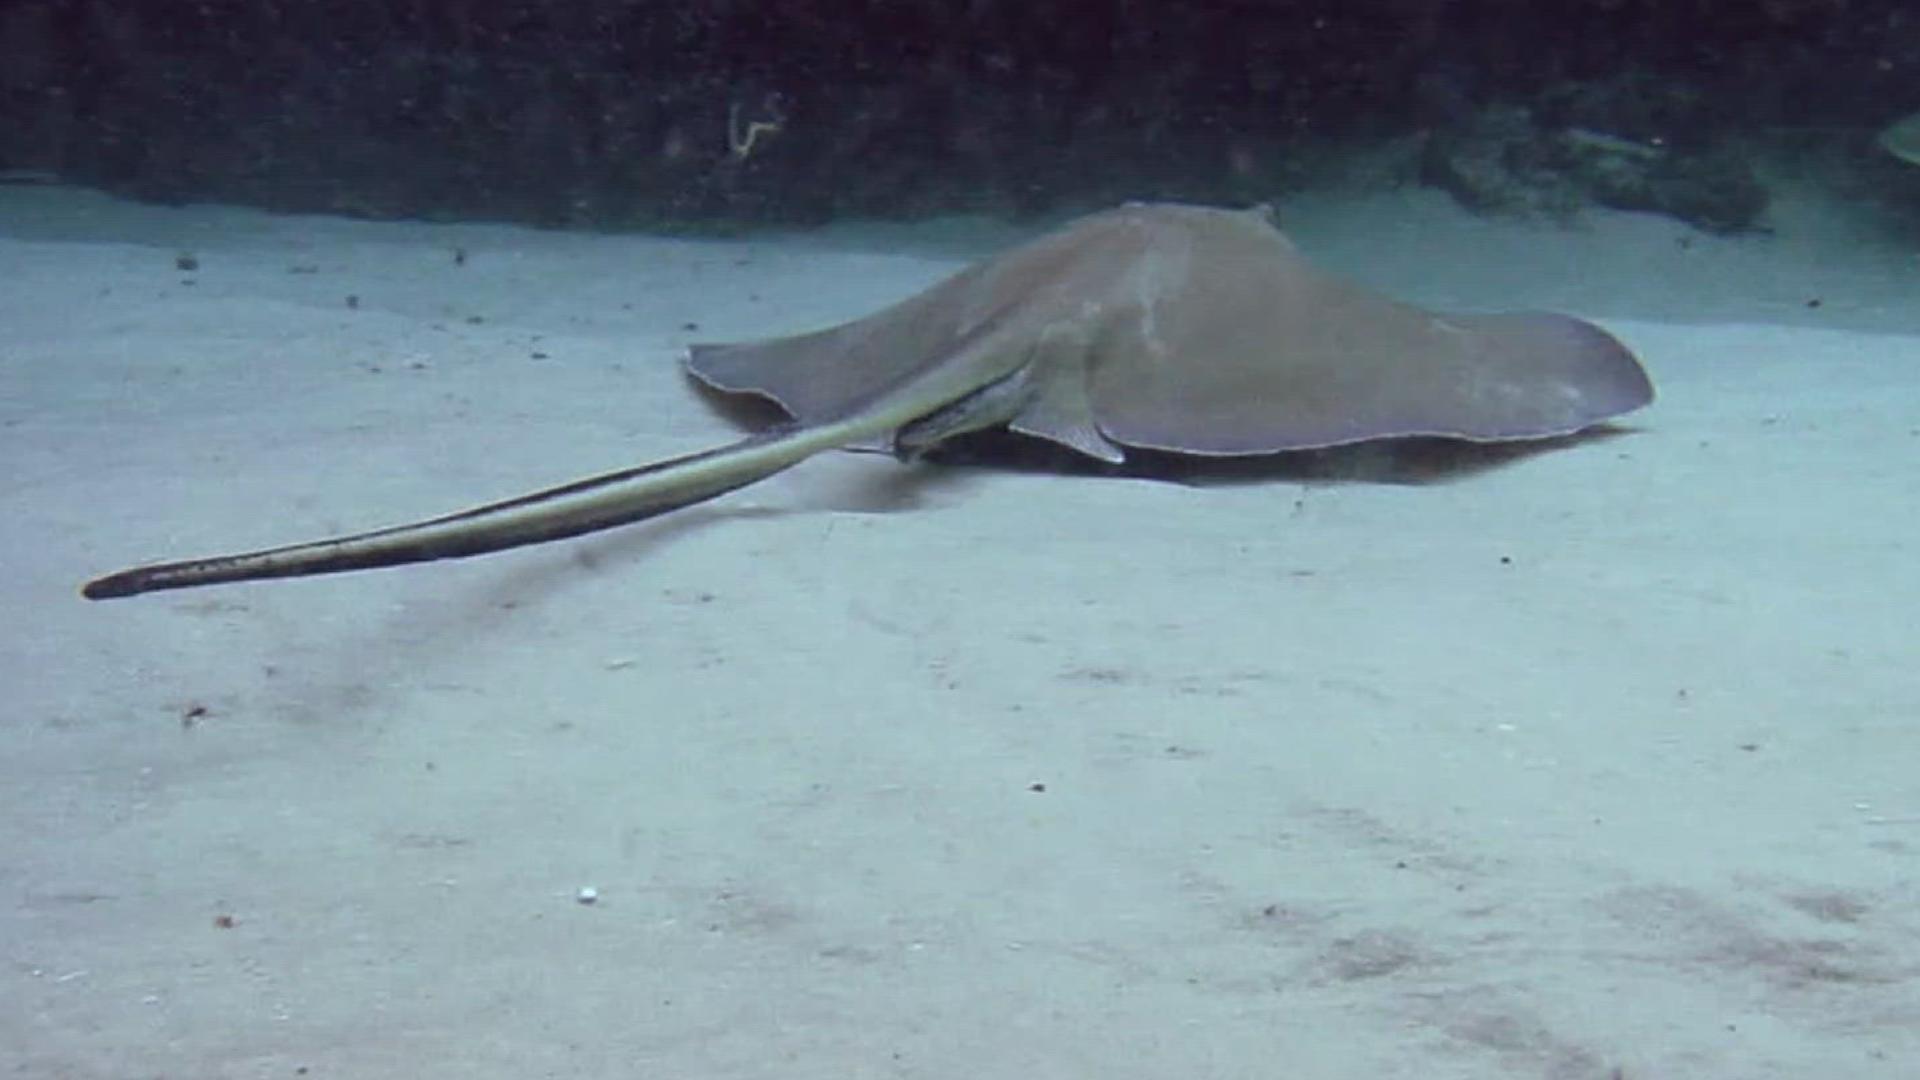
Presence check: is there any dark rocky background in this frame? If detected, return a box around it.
[2,0,1917,232]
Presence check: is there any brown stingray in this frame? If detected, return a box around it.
[82,202,1652,600]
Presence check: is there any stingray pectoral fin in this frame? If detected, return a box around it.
[82,421,855,600]
[1880,110,1920,165]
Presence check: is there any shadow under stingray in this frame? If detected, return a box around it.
[863,422,1645,488]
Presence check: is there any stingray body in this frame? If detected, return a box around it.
[82,202,1652,600]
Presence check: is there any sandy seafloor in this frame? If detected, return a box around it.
[3,179,1918,1080]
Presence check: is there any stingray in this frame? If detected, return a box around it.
[82,202,1652,600]
[1880,110,1920,166]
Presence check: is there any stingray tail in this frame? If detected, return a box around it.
[81,419,875,600]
